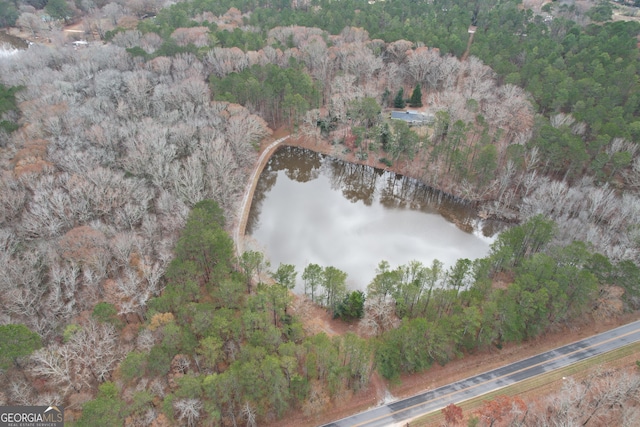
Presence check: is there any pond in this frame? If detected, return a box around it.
[246,146,500,293]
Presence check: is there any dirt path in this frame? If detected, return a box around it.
[461,29,475,61]
[233,135,290,256]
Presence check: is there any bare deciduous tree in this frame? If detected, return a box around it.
[385,39,414,64]
[8,379,34,406]
[30,345,75,395]
[136,328,156,352]
[205,47,248,77]
[171,27,209,48]
[112,30,143,49]
[171,155,206,207]
[406,46,439,87]
[225,108,270,163]
[240,401,257,427]
[16,13,44,38]
[122,120,177,187]
[174,398,202,427]
[527,368,640,427]
[69,320,122,383]
[359,295,399,337]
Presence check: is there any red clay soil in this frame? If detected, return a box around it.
[291,294,356,337]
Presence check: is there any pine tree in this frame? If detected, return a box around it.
[0,324,42,369]
[393,88,405,108]
[410,84,423,107]
[45,0,72,22]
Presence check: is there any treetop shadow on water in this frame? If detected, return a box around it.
[246,146,505,292]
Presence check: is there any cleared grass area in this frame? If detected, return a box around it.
[407,341,640,427]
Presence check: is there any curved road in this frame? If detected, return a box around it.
[234,135,290,256]
[323,320,640,427]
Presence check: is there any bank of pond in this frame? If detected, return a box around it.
[246,146,502,293]
[71,197,640,426]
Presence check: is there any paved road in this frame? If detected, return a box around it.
[323,320,640,427]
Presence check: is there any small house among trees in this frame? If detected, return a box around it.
[391,110,434,125]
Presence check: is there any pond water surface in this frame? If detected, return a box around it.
[246,146,500,293]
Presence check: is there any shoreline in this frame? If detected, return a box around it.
[234,135,290,256]
[232,128,514,259]
[231,128,513,264]
[280,130,519,224]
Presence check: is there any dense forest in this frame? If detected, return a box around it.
[1,0,640,424]
[92,0,640,263]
